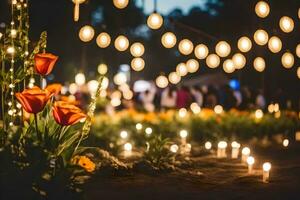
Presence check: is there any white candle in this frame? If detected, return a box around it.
[241,147,251,163]
[217,141,227,158]
[247,156,255,174]
[204,141,212,150]
[262,162,271,183]
[231,141,241,159]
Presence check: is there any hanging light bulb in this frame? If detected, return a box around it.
[255,1,270,18]
[98,63,108,75]
[254,29,269,46]
[232,53,246,69]
[215,41,231,57]
[178,39,194,55]
[79,25,95,42]
[194,44,209,59]
[147,13,163,30]
[131,57,145,71]
[156,75,168,88]
[113,0,129,9]
[206,54,220,68]
[253,57,266,72]
[96,32,111,48]
[176,63,188,76]
[130,42,145,57]
[72,0,86,22]
[237,36,252,53]
[75,73,86,86]
[161,32,177,48]
[223,59,235,73]
[186,59,199,73]
[168,72,181,84]
[297,67,300,79]
[281,52,294,69]
[268,36,282,53]
[114,35,129,51]
[279,16,294,33]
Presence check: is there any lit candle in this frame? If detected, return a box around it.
[217,141,227,158]
[205,141,212,150]
[231,141,241,159]
[262,162,271,183]
[247,156,255,174]
[124,142,132,157]
[282,139,289,147]
[179,130,188,146]
[241,147,251,163]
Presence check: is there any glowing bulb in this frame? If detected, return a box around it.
[69,83,78,95]
[131,57,145,71]
[186,59,199,73]
[87,80,99,95]
[206,54,220,69]
[178,108,187,118]
[155,75,168,88]
[178,39,194,55]
[101,77,109,90]
[263,162,271,171]
[75,73,86,86]
[232,53,246,69]
[168,72,181,84]
[238,36,252,53]
[205,142,212,150]
[194,44,209,59]
[147,13,163,30]
[96,32,111,48]
[279,16,294,33]
[136,123,143,130]
[170,144,179,153]
[215,41,231,57]
[223,59,235,73]
[113,0,129,9]
[281,52,294,69]
[114,35,129,51]
[218,141,227,149]
[98,64,108,75]
[114,73,127,85]
[190,102,201,114]
[283,139,289,147]
[296,44,300,58]
[214,105,223,114]
[145,127,153,135]
[79,25,95,42]
[123,90,133,100]
[254,29,269,46]
[111,98,121,107]
[268,36,282,53]
[231,141,241,148]
[176,63,188,76]
[255,1,270,18]
[161,32,177,48]
[255,109,264,119]
[247,156,255,165]
[124,142,132,151]
[253,57,266,72]
[120,130,128,139]
[179,130,188,138]
[130,42,145,57]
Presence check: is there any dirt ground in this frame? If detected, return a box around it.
[85,143,300,200]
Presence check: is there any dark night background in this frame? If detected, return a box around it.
[0,0,299,108]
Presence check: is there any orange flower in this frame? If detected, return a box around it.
[34,53,58,76]
[52,101,86,126]
[60,95,80,106]
[46,83,62,95]
[15,86,52,114]
[77,156,96,172]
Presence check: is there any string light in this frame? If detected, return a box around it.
[296,44,300,58]
[253,57,266,72]
[161,32,177,48]
[96,32,111,48]
[168,72,181,84]
[232,53,246,69]
[156,75,168,88]
[178,39,194,55]
[130,42,145,57]
[255,1,270,18]
[279,16,294,33]
[215,41,231,57]
[176,63,188,76]
[254,29,269,46]
[147,12,163,30]
[268,36,282,53]
[186,59,199,73]
[72,0,86,21]
[297,67,300,79]
[223,59,235,73]
[79,25,95,42]
[113,0,129,9]
[206,54,220,69]
[114,73,127,85]
[281,52,294,69]
[238,36,252,53]
[97,63,108,75]
[114,35,129,51]
[131,57,145,71]
[75,73,86,86]
[194,44,209,59]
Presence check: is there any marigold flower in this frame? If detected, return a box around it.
[52,101,86,126]
[77,156,96,172]
[15,86,52,114]
[34,53,58,76]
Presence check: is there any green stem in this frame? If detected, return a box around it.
[34,114,41,141]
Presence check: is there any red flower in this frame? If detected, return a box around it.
[46,83,62,95]
[53,101,86,126]
[15,86,52,114]
[34,53,58,76]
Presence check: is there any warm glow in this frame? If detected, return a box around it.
[87,80,99,95]
[97,63,108,75]
[178,39,194,55]
[75,73,86,86]
[218,141,227,149]
[215,41,231,57]
[114,35,129,51]
[111,97,121,107]
[205,141,212,150]
[232,53,246,69]
[231,141,241,148]
[254,29,269,46]
[194,44,209,59]
[186,59,199,73]
[96,32,111,48]
[124,142,132,151]
[114,73,127,85]
[156,75,169,88]
[247,156,255,165]
[101,77,109,90]
[238,36,252,53]
[206,54,220,69]
[113,0,129,9]
[255,109,264,119]
[281,52,294,69]
[130,42,145,57]
[268,36,282,53]
[136,123,143,130]
[263,162,271,171]
[79,25,95,42]
[145,127,153,135]
[161,32,177,48]
[179,130,188,138]
[296,44,300,58]
[120,130,128,139]
[214,105,223,114]
[168,72,181,84]
[223,59,235,73]
[242,147,250,156]
[255,1,270,18]
[69,83,78,95]
[176,63,188,76]
[297,67,300,79]
[253,57,266,72]
[279,16,294,33]
[190,102,201,114]
[178,108,187,118]
[170,144,179,153]
[131,57,145,71]
[147,12,163,30]
[283,139,289,147]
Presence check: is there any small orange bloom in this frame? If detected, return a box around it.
[15,86,52,114]
[34,53,58,76]
[77,156,96,172]
[52,101,86,126]
[46,83,62,95]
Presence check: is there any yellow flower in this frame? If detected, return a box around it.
[77,156,96,172]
